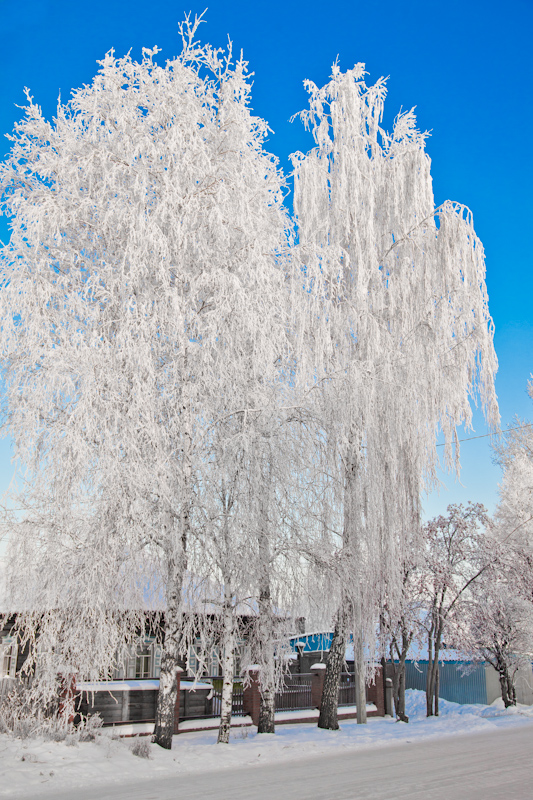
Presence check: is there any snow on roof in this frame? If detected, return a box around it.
[77,680,161,692]
[407,644,465,663]
[288,631,334,653]
[78,677,214,693]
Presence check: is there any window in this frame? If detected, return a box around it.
[188,638,246,678]
[113,638,161,680]
[135,650,152,679]
[1,636,17,678]
[234,640,246,677]
[188,638,221,677]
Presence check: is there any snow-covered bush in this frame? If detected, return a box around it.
[129,736,152,759]
[0,679,103,742]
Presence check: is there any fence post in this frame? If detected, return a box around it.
[173,667,183,734]
[385,678,393,716]
[243,667,261,726]
[364,665,384,715]
[311,664,326,709]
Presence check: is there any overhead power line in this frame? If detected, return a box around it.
[436,422,533,447]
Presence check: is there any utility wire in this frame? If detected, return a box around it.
[436,422,533,447]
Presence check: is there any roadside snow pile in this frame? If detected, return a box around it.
[405,689,533,722]
[3,691,533,798]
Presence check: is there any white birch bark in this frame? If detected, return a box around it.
[217,586,236,744]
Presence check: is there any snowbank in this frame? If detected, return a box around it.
[2,690,533,799]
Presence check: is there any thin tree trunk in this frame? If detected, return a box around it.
[354,621,367,724]
[153,558,185,749]
[391,652,409,722]
[257,591,276,734]
[257,585,276,734]
[217,590,236,744]
[426,614,435,717]
[498,662,517,708]
[154,371,192,750]
[255,447,276,735]
[426,606,444,717]
[320,440,359,731]
[258,687,275,733]
[397,662,407,721]
[318,610,346,730]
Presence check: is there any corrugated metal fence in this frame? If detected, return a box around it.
[405,661,488,705]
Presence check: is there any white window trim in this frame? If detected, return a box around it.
[1,635,18,679]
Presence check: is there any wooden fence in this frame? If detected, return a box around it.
[35,671,360,727]
[338,672,356,706]
[275,673,313,711]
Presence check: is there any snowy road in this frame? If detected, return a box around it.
[47,725,533,800]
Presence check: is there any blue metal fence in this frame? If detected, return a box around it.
[405,661,488,705]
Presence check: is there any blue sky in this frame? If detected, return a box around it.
[1,0,532,518]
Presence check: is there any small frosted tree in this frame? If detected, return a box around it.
[291,64,499,729]
[459,565,533,708]
[421,502,491,716]
[0,16,292,748]
[380,528,425,722]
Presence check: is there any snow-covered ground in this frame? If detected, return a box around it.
[3,690,533,799]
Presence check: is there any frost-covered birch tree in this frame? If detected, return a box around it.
[0,17,292,748]
[194,435,250,745]
[291,63,499,729]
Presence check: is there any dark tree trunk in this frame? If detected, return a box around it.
[255,447,276,735]
[498,664,517,708]
[258,688,275,733]
[426,610,443,717]
[318,611,346,730]
[397,664,407,721]
[354,625,367,724]
[392,658,409,722]
[389,622,411,722]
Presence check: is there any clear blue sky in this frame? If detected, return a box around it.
[1,0,532,518]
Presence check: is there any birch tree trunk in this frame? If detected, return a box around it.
[153,558,185,749]
[257,584,276,734]
[253,441,276,734]
[153,368,193,749]
[354,622,367,724]
[218,588,236,744]
[258,684,275,734]
[317,611,346,730]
